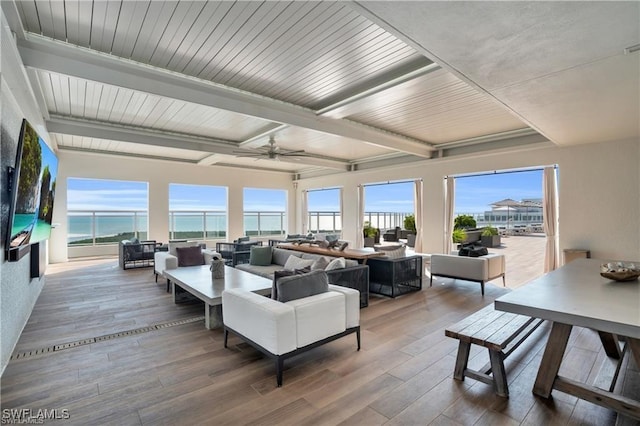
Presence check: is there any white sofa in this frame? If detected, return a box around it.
[154,241,217,290]
[429,253,506,295]
[222,283,360,386]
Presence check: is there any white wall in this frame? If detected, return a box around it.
[50,152,295,262]
[295,139,640,261]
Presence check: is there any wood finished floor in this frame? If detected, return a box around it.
[1,257,637,425]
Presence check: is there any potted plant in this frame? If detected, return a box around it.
[363,221,378,247]
[481,226,501,248]
[403,214,417,247]
[452,228,467,251]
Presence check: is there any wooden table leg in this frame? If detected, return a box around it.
[629,337,640,371]
[598,331,622,359]
[533,321,572,398]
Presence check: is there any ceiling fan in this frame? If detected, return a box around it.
[234,136,310,160]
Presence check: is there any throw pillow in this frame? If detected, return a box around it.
[176,246,204,267]
[249,246,273,266]
[380,246,406,259]
[325,257,346,271]
[310,256,330,271]
[236,236,250,243]
[283,255,315,271]
[271,266,311,299]
[276,270,329,303]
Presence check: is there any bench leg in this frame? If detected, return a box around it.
[480,281,485,296]
[453,341,472,381]
[502,275,506,287]
[488,349,509,397]
[430,274,433,287]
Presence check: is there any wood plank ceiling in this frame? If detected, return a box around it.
[10,0,540,175]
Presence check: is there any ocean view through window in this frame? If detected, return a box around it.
[243,188,286,236]
[307,188,341,233]
[67,178,148,245]
[169,184,227,240]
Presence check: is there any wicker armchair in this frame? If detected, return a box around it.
[119,239,157,270]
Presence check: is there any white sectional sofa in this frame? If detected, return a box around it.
[429,253,506,295]
[222,275,360,386]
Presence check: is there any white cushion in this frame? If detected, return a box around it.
[286,291,345,347]
[325,257,346,271]
[328,284,360,329]
[283,255,314,271]
[222,289,297,355]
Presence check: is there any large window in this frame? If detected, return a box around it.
[364,181,414,230]
[169,184,227,240]
[455,169,543,230]
[307,188,341,233]
[243,188,286,236]
[67,178,148,246]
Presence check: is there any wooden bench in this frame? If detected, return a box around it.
[445,304,545,397]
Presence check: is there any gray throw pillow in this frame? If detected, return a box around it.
[249,245,273,266]
[310,256,330,271]
[276,270,329,303]
[379,246,406,259]
[272,266,311,299]
[374,244,403,252]
[176,246,204,267]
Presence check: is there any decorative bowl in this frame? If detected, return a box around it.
[600,262,640,282]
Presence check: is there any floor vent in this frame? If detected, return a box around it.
[10,316,205,361]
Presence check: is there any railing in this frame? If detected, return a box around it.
[169,210,227,240]
[67,210,289,246]
[244,211,286,237]
[306,211,411,233]
[68,210,148,246]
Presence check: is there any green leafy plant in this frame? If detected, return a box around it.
[452,228,467,243]
[403,214,416,233]
[482,226,498,236]
[454,214,477,230]
[363,221,377,238]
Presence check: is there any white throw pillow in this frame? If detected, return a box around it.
[283,255,315,271]
[325,257,346,271]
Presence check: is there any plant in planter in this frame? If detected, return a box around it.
[363,221,378,247]
[481,226,501,248]
[452,228,467,250]
[403,214,417,247]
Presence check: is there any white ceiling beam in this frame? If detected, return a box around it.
[19,35,435,158]
[46,116,350,171]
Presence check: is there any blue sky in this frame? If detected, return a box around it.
[68,170,543,213]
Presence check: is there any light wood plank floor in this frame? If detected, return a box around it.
[1,257,636,425]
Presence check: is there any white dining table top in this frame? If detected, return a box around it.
[495,258,640,339]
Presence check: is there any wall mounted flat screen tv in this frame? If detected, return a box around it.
[6,119,58,258]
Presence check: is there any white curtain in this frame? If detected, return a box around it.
[444,177,455,254]
[543,166,559,272]
[301,190,308,235]
[339,187,344,239]
[355,185,365,248]
[413,179,423,253]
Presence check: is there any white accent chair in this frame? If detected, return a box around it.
[154,241,216,290]
[222,284,360,386]
[429,253,506,295]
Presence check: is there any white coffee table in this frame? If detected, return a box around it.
[164,265,272,329]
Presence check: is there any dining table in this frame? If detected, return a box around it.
[494,258,640,420]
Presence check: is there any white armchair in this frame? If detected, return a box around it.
[430,253,506,295]
[222,283,360,386]
[154,241,216,290]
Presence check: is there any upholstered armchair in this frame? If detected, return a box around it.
[430,253,506,295]
[222,271,360,386]
[119,239,157,270]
